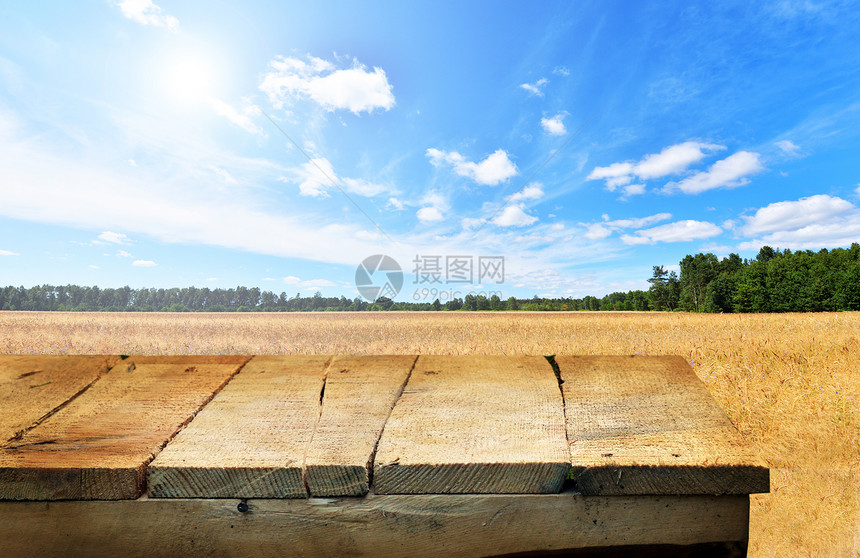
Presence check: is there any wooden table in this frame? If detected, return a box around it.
[0,354,769,557]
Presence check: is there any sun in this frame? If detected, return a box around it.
[159,49,221,105]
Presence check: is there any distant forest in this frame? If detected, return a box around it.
[2,245,859,313]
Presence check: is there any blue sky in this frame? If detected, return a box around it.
[1,0,860,302]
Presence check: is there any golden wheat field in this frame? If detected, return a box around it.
[1,310,857,556]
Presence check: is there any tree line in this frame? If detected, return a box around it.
[1,244,858,313]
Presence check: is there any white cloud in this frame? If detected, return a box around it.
[89,265,100,269]
[669,151,765,194]
[0,103,638,286]
[621,220,722,245]
[552,66,570,76]
[493,205,538,227]
[620,184,646,198]
[742,194,855,236]
[114,0,178,32]
[584,223,613,240]
[98,231,131,244]
[426,148,518,186]
[0,250,19,256]
[587,161,634,185]
[520,78,548,96]
[260,54,394,115]
[506,183,544,203]
[417,206,445,223]
[387,197,405,210]
[416,187,450,223]
[541,113,567,136]
[582,212,672,240]
[283,276,302,285]
[208,98,263,135]
[635,141,724,179]
[587,141,727,190]
[776,140,800,155]
[286,157,388,198]
[132,259,157,267]
[737,195,860,250]
[116,250,133,258]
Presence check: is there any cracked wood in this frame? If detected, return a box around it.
[147,355,330,498]
[373,355,569,494]
[0,356,246,500]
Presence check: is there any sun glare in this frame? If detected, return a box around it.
[160,51,220,104]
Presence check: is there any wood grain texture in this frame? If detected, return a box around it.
[373,355,569,494]
[557,355,770,496]
[305,355,415,496]
[0,356,246,500]
[0,493,750,558]
[0,355,119,443]
[148,355,331,498]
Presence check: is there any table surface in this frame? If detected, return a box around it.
[0,354,769,501]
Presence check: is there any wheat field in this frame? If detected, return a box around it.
[1,310,857,556]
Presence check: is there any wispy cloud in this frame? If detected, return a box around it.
[0,249,19,256]
[621,220,721,245]
[114,0,178,32]
[284,157,389,198]
[552,66,570,77]
[619,184,646,200]
[97,231,131,245]
[260,54,395,115]
[775,139,801,156]
[426,148,518,186]
[208,98,263,135]
[582,212,672,240]
[520,78,548,96]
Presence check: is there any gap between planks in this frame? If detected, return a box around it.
[142,355,255,492]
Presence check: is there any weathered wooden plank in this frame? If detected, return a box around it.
[148,355,331,498]
[557,355,770,495]
[0,356,247,500]
[0,493,750,557]
[305,355,415,496]
[373,355,569,494]
[0,355,119,443]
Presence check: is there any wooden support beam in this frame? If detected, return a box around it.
[556,355,770,495]
[374,355,569,494]
[0,493,750,558]
[0,356,246,500]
